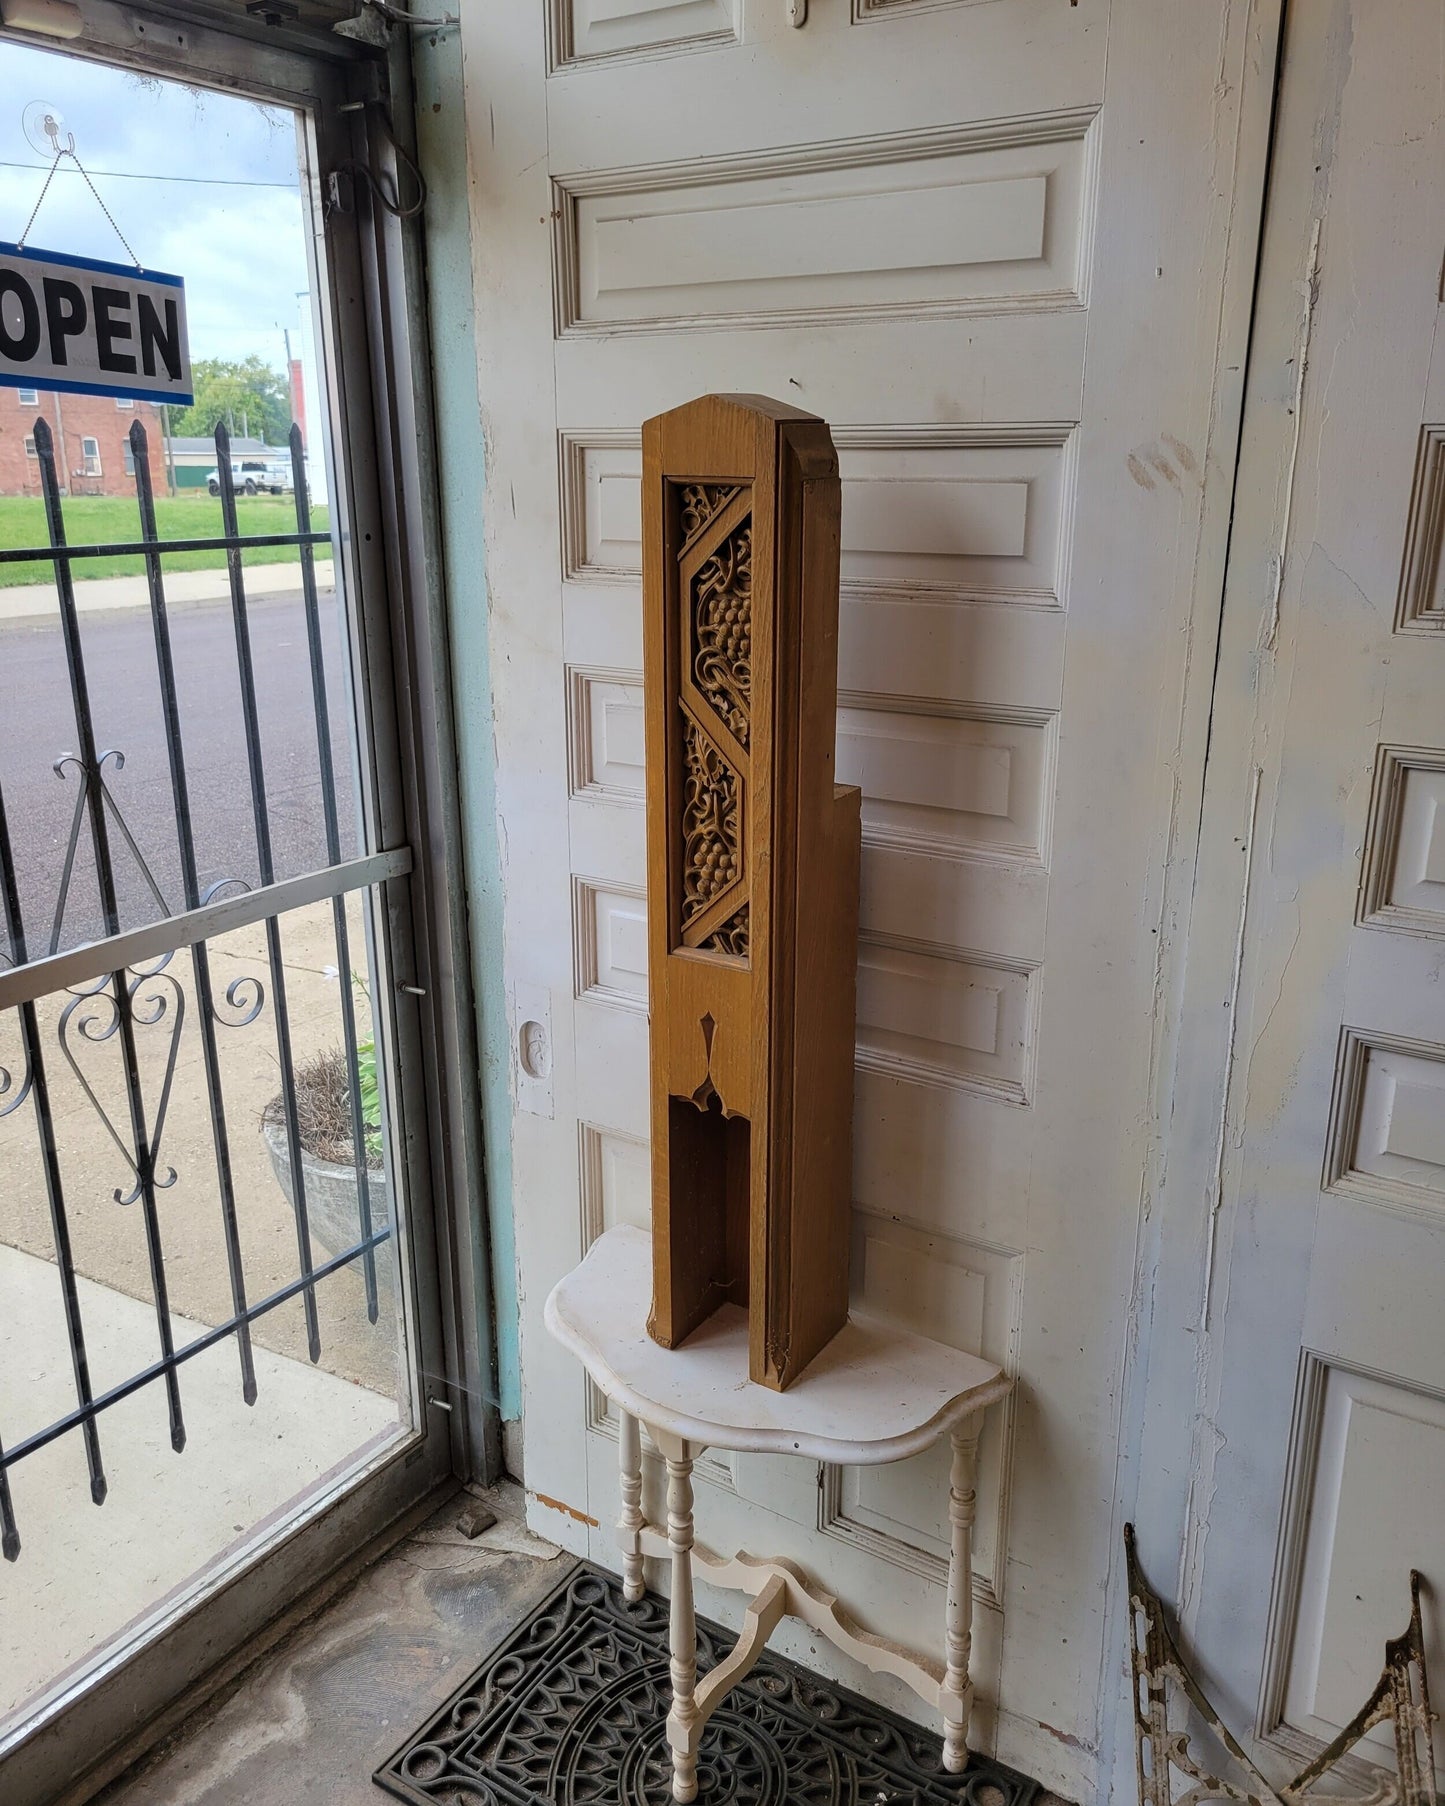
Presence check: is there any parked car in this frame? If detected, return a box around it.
[206,456,290,497]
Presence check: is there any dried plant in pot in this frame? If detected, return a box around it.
[261,1040,392,1298]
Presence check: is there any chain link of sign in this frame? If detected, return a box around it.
[18,138,143,272]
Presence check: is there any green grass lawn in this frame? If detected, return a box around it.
[0,494,332,589]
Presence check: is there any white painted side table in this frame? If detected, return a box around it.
[545,1224,1012,1804]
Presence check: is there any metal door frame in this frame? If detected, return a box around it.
[0,10,498,1802]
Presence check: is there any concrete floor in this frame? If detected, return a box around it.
[94,1486,569,1806]
[84,1492,1074,1806]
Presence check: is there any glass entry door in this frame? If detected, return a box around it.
[0,22,467,1799]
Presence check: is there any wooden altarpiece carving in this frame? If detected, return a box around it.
[642,393,861,1392]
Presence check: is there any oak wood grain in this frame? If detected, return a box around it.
[643,394,860,1390]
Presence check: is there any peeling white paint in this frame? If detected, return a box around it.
[1264,217,1323,655]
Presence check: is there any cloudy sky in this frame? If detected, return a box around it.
[1,39,308,372]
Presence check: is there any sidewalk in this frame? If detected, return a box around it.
[0,893,406,1722]
[0,1241,400,1723]
[0,561,335,625]
[0,898,394,1395]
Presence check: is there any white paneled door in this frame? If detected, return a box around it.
[461,3,1267,1793]
[1145,0,1445,1787]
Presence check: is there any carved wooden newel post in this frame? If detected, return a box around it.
[642,393,861,1391]
[547,391,1011,1806]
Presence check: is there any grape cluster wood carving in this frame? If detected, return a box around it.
[643,394,861,1391]
[691,517,752,749]
[678,486,752,956]
[680,719,746,953]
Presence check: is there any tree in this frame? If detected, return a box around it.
[169,356,292,446]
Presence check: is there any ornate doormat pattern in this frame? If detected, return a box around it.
[375,1562,1044,1806]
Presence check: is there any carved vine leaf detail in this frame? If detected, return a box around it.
[702,904,749,958]
[674,483,751,961]
[692,520,752,750]
[681,720,743,938]
[678,483,739,542]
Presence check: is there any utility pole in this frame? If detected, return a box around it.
[52,390,67,496]
[159,403,177,497]
[283,326,299,443]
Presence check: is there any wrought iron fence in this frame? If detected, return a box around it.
[0,418,408,1562]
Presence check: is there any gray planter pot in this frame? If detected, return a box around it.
[261,1113,394,1303]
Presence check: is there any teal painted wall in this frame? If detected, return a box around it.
[411,26,520,1424]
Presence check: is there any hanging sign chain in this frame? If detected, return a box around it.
[18,124,144,272]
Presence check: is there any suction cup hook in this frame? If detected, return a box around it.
[17,102,138,264]
[22,102,74,160]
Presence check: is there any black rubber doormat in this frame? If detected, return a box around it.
[375,1561,1045,1805]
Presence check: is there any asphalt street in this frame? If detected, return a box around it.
[0,591,357,958]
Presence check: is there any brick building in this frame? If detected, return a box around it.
[0,386,168,499]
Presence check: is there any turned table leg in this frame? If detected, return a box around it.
[663,1440,700,1804]
[618,1410,645,1603]
[942,1418,981,1773]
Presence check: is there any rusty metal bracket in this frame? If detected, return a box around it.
[1126,1523,1437,1806]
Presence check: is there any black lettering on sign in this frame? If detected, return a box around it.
[0,271,41,362]
[138,293,181,381]
[93,285,137,374]
[43,278,87,365]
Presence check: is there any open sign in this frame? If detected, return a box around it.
[0,242,193,406]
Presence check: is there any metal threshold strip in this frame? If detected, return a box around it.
[0,847,413,1014]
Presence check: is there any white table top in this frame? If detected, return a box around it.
[545,1225,1010,1465]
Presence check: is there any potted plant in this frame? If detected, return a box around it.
[261,1032,392,1301]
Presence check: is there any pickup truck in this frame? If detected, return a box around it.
[206,457,292,497]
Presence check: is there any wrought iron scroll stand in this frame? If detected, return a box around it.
[1127,1523,1437,1806]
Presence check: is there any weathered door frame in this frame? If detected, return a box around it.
[0,9,499,1802]
[1116,0,1417,1792]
